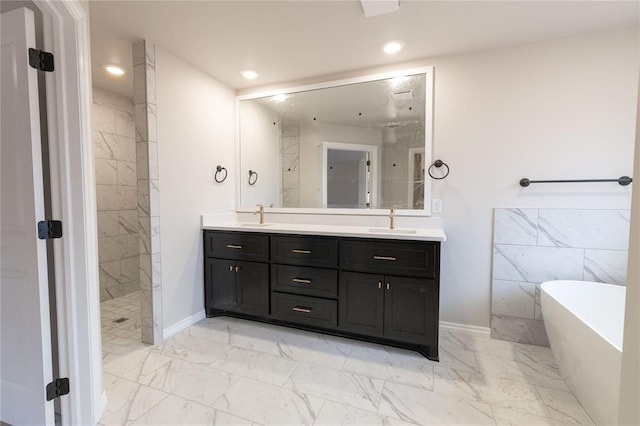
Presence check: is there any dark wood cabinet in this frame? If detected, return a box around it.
[339,272,438,346]
[338,272,384,338]
[204,229,440,360]
[204,233,269,317]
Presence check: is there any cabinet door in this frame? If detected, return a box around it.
[338,272,384,338]
[383,276,437,345]
[206,258,237,312]
[236,261,269,316]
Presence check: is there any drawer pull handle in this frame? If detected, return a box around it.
[373,255,396,261]
[292,278,312,284]
[226,244,243,249]
[292,306,312,313]
[292,249,311,254]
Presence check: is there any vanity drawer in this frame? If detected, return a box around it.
[204,231,269,262]
[271,264,338,299]
[340,239,438,278]
[271,235,338,268]
[271,292,337,329]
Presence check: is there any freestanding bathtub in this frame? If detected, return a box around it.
[541,280,625,425]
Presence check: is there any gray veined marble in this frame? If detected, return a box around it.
[537,209,630,250]
[490,314,549,347]
[493,244,584,283]
[285,362,384,412]
[584,249,629,285]
[493,209,539,245]
[101,317,594,426]
[491,280,536,319]
[212,377,324,425]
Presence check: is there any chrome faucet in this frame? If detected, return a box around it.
[254,204,265,224]
[389,206,396,230]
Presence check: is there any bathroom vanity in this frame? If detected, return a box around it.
[202,222,444,360]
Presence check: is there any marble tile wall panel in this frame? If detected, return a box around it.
[491,208,630,346]
[94,86,140,302]
[134,40,162,344]
[537,209,631,249]
[493,209,538,245]
[584,249,629,286]
[280,122,300,208]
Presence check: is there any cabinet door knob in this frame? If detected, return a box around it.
[292,306,312,313]
[386,282,390,290]
[373,255,396,261]
[226,244,243,249]
[229,265,233,272]
[292,278,312,284]
[292,249,311,254]
[378,281,382,289]
[235,266,240,272]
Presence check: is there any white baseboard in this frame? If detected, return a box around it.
[439,320,491,335]
[163,310,206,339]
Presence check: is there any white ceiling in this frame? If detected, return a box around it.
[89,1,639,99]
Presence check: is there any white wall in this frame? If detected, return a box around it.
[298,122,382,207]
[155,47,236,328]
[618,71,640,425]
[239,101,280,207]
[430,28,638,326]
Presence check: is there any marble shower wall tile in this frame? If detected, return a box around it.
[491,208,630,347]
[93,87,139,301]
[134,40,162,344]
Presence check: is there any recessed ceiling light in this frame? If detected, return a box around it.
[104,64,126,76]
[383,41,404,54]
[241,70,259,80]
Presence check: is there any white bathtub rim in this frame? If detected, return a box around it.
[540,280,625,352]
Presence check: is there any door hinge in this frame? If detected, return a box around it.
[46,378,69,401]
[28,48,54,72]
[38,220,63,239]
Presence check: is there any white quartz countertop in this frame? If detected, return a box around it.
[201,221,446,242]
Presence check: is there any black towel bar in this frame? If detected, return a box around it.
[519,176,632,187]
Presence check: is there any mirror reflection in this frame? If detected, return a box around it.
[239,72,428,210]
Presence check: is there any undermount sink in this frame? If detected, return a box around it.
[239,223,272,227]
[367,228,417,235]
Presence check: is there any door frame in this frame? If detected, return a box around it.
[33,1,102,424]
[321,141,379,208]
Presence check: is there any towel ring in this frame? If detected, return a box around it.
[214,165,228,183]
[248,170,258,186]
[428,159,450,180]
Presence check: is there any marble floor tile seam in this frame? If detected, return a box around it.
[132,344,305,393]
[439,332,555,366]
[283,361,386,415]
[100,373,173,426]
[531,384,594,425]
[376,380,497,425]
[377,371,556,423]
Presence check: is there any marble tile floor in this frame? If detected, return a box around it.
[99,316,594,425]
[101,291,150,364]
